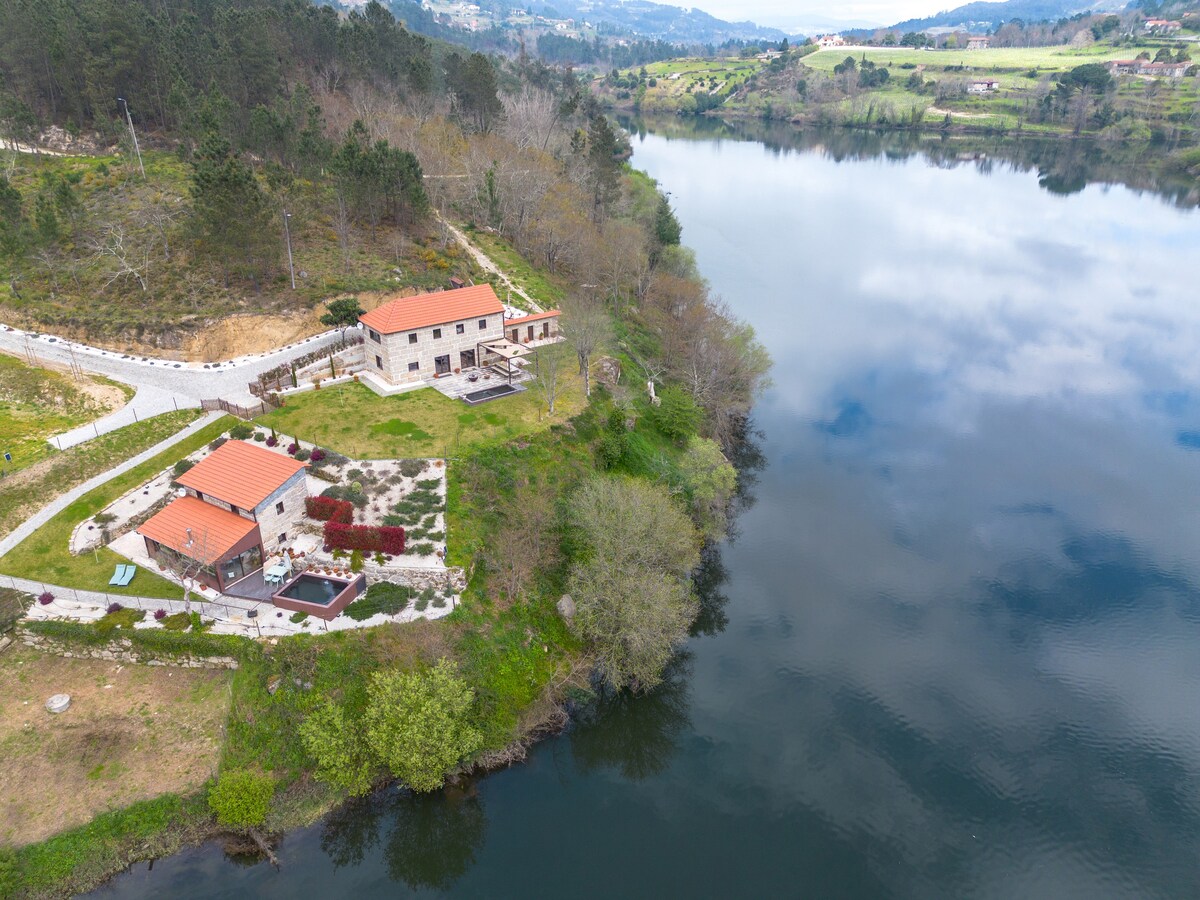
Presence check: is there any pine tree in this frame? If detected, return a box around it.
[188,133,276,281]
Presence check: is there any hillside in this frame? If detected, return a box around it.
[889,0,1123,32]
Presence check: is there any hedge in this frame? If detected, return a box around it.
[22,619,262,662]
[305,495,354,524]
[323,521,405,555]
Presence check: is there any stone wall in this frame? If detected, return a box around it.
[15,627,240,670]
[254,470,308,551]
[366,564,467,595]
[369,315,503,386]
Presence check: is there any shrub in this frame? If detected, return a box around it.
[265,435,278,447]
[345,582,414,620]
[295,448,312,462]
[348,468,365,480]
[253,431,267,442]
[38,592,54,605]
[228,423,253,441]
[154,608,167,620]
[310,448,327,463]
[651,386,703,443]
[208,437,227,451]
[208,769,275,829]
[289,611,308,624]
[374,552,387,565]
[350,549,364,573]
[323,522,406,555]
[160,612,191,631]
[407,542,435,557]
[398,459,427,478]
[107,602,123,614]
[287,443,299,455]
[96,607,146,632]
[93,512,117,526]
[305,496,354,524]
[173,459,195,478]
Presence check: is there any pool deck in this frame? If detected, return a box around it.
[223,569,279,604]
[428,365,531,401]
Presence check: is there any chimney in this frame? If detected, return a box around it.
[185,527,193,546]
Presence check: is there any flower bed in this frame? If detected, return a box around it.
[305,495,354,524]
[323,521,406,555]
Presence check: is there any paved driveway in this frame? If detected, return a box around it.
[0,324,348,447]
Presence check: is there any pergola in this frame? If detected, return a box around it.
[478,338,533,383]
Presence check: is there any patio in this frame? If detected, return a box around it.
[427,364,532,401]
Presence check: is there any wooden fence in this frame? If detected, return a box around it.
[200,396,279,420]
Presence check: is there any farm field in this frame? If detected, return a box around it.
[799,43,1162,73]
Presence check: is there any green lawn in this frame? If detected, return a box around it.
[0,408,202,538]
[0,416,234,599]
[0,353,134,476]
[258,379,584,460]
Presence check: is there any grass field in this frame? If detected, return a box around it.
[0,416,233,598]
[462,225,569,309]
[0,408,202,539]
[258,378,585,459]
[0,353,134,476]
[798,43,1157,74]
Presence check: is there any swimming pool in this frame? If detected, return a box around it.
[272,571,366,620]
[463,383,520,404]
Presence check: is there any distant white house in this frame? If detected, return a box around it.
[1143,18,1182,34]
[966,35,991,50]
[817,35,846,48]
[1107,59,1190,78]
[967,79,999,93]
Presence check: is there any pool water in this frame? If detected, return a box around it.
[277,574,344,606]
[463,383,519,404]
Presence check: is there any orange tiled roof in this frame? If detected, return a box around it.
[137,495,260,564]
[505,309,561,325]
[176,440,307,510]
[359,285,504,335]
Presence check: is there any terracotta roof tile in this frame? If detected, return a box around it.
[176,441,307,511]
[505,309,561,326]
[137,495,260,564]
[359,285,504,335]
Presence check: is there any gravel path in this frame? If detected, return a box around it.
[0,411,224,560]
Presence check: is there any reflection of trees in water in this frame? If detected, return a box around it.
[691,544,731,637]
[622,115,1200,208]
[319,786,487,891]
[384,788,487,892]
[570,652,693,780]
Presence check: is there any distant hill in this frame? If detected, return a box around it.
[530,0,789,43]
[888,0,1123,32]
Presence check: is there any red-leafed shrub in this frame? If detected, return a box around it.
[323,522,405,555]
[305,496,354,524]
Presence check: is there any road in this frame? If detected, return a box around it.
[0,324,345,447]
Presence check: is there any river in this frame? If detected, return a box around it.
[94,124,1200,898]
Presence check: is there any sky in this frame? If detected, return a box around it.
[686,0,953,28]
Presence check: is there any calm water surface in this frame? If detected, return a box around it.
[96,128,1200,898]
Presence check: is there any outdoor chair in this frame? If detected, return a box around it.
[117,566,137,586]
[108,564,128,585]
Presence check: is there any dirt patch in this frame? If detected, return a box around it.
[73,376,129,411]
[0,646,231,846]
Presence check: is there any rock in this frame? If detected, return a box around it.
[267,675,282,695]
[0,636,11,653]
[557,594,575,620]
[46,694,71,714]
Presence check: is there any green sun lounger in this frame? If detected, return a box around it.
[117,565,137,586]
[109,565,128,586]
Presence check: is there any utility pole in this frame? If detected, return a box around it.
[283,210,296,290]
[117,98,145,180]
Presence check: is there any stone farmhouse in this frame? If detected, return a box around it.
[359,284,561,390]
[136,440,308,593]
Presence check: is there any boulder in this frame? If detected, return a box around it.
[557,594,575,620]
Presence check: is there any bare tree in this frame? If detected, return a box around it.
[532,340,569,415]
[89,222,149,291]
[137,196,182,261]
[562,294,611,398]
[154,529,215,615]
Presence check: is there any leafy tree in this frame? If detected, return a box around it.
[566,475,700,691]
[1059,63,1112,93]
[677,436,738,539]
[364,660,482,792]
[208,769,275,828]
[321,297,366,330]
[0,176,25,258]
[652,385,703,443]
[188,133,277,279]
[300,702,378,797]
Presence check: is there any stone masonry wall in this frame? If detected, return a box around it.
[16,627,240,669]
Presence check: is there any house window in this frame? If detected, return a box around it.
[276,501,285,515]
[376,355,383,369]
[478,318,488,330]
[408,332,418,344]
[278,533,287,544]
[433,328,442,339]
[369,329,381,343]
[456,323,465,335]
[408,361,420,372]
